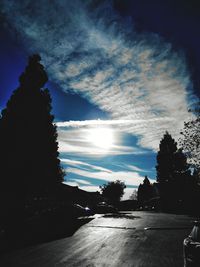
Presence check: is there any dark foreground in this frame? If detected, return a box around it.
[0,212,195,267]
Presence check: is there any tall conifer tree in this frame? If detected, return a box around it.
[156,132,180,183]
[156,132,190,183]
[156,132,191,211]
[0,55,64,199]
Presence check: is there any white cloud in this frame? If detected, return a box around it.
[122,188,137,201]
[61,158,154,187]
[77,185,100,193]
[1,0,197,151]
[60,158,112,173]
[56,119,132,128]
[63,181,79,187]
[56,118,174,128]
[58,140,143,156]
[66,167,154,187]
[70,179,92,185]
[61,158,151,174]
[125,164,150,173]
[57,128,147,157]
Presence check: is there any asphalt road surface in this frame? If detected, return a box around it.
[0,211,195,267]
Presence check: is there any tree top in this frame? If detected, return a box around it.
[19,54,48,89]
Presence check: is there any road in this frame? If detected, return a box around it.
[0,211,195,267]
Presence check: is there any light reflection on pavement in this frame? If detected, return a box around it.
[0,211,194,267]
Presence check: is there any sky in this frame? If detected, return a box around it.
[0,0,199,199]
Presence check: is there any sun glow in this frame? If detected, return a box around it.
[86,127,114,149]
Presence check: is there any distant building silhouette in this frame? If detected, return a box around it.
[59,183,102,207]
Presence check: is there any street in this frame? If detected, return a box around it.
[0,212,195,267]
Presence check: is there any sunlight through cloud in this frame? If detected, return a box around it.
[85,127,114,150]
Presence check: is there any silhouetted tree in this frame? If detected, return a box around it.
[137,176,154,207]
[156,132,192,211]
[129,189,138,200]
[100,180,126,205]
[179,106,200,214]
[156,132,190,182]
[180,103,200,169]
[156,132,178,183]
[0,55,64,203]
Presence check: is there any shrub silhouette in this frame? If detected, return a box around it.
[100,180,126,205]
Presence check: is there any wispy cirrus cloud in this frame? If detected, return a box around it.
[61,158,153,189]
[61,158,150,174]
[125,164,150,173]
[1,0,197,151]
[69,179,92,185]
[66,167,154,187]
[56,118,173,128]
[58,128,147,157]
[60,158,112,173]
[56,119,131,128]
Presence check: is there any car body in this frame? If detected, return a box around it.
[183,221,200,267]
[72,204,94,217]
[94,203,118,214]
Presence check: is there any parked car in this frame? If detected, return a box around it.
[94,202,118,214]
[183,220,200,267]
[72,204,94,217]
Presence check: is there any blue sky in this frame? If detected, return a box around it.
[0,0,199,199]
